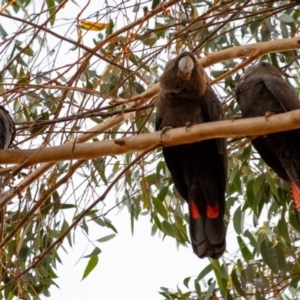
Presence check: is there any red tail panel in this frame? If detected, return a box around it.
[191,202,219,219]
[290,182,300,226]
[290,182,300,212]
[191,202,201,219]
[207,204,219,219]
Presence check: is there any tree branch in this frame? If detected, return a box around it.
[124,37,300,105]
[2,109,300,165]
[199,37,300,67]
[0,111,134,206]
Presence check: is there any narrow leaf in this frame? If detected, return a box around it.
[233,205,244,235]
[231,269,247,298]
[260,239,279,274]
[151,0,160,9]
[280,13,294,23]
[197,264,213,281]
[46,0,56,26]
[210,259,225,296]
[237,236,252,261]
[204,281,215,300]
[83,247,102,258]
[194,279,201,296]
[183,277,191,289]
[152,196,168,219]
[97,234,116,243]
[104,218,118,233]
[82,256,99,280]
[81,20,110,31]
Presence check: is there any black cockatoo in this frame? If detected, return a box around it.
[156,52,228,259]
[0,105,15,149]
[236,62,300,225]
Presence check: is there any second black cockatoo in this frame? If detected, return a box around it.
[156,52,228,259]
[0,105,15,149]
[236,62,300,226]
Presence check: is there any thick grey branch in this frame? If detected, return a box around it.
[2,109,300,165]
[128,37,300,104]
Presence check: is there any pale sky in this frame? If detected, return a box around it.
[44,209,237,300]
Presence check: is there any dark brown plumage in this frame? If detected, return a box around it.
[156,52,228,259]
[236,62,300,225]
[0,105,15,150]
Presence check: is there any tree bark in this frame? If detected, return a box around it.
[3,109,300,165]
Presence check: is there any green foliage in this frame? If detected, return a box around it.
[0,0,300,299]
[82,248,101,280]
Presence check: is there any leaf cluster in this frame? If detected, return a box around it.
[0,0,300,299]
